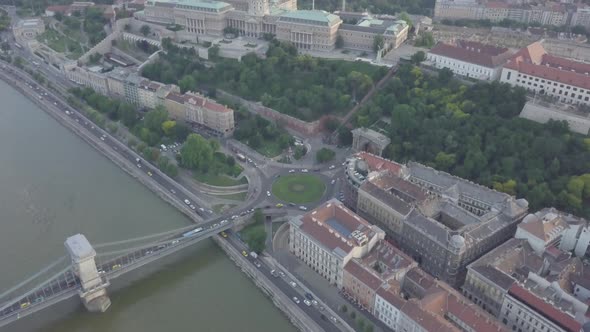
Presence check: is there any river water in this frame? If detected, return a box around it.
[0,79,296,332]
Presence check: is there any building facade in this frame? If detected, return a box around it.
[288,199,385,288]
[140,0,408,52]
[500,42,590,106]
[427,40,512,81]
[462,208,590,332]
[434,0,573,28]
[343,152,529,287]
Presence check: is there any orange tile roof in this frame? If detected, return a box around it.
[356,152,403,175]
[504,42,590,90]
[508,284,582,332]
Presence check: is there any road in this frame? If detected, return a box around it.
[0,61,346,331]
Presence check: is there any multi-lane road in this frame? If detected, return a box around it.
[0,60,346,331]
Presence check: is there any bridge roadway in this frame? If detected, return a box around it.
[0,218,236,328]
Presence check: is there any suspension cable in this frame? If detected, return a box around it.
[0,256,68,302]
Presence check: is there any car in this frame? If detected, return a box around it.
[190,205,196,210]
[112,264,121,270]
[220,231,228,238]
[212,223,219,228]
[276,203,284,208]
[331,179,336,184]
[288,169,295,173]
[303,299,312,306]
[147,171,153,177]
[311,300,318,306]
[299,206,308,211]
[305,293,314,301]
[172,240,179,244]
[184,199,191,205]
[342,162,347,166]
[137,164,142,168]
[330,316,338,323]
[20,302,30,309]
[254,261,261,268]
[266,191,271,197]
[146,250,153,255]
[100,136,105,141]
[242,251,248,257]
[270,269,279,277]
[289,281,297,288]
[53,102,57,106]
[301,169,309,173]
[136,158,141,163]
[231,215,238,220]
[199,207,205,212]
[220,219,228,225]
[170,189,176,194]
[329,165,336,170]
[279,271,285,278]
[98,269,105,275]
[292,297,300,304]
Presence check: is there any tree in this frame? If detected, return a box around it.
[253,208,264,224]
[438,67,454,84]
[245,227,266,253]
[162,120,176,136]
[410,51,426,64]
[399,12,413,28]
[415,32,435,48]
[180,133,214,171]
[144,106,169,134]
[340,305,348,313]
[158,155,170,170]
[54,12,63,21]
[118,102,137,127]
[140,24,151,37]
[165,163,178,177]
[373,35,384,53]
[364,325,374,332]
[335,35,344,49]
[357,318,365,330]
[316,148,336,163]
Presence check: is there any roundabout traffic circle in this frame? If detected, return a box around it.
[271,174,326,204]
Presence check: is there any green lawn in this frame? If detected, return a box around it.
[193,170,248,187]
[37,28,84,58]
[272,174,326,204]
[213,204,236,214]
[212,191,248,201]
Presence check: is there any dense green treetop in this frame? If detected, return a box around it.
[355,64,590,217]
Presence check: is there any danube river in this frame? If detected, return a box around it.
[0,79,296,332]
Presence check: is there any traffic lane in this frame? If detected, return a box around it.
[19,74,206,216]
[224,236,340,332]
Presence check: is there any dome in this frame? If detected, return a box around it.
[355,160,368,173]
[522,214,538,224]
[450,235,465,249]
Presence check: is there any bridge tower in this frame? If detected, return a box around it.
[64,234,111,313]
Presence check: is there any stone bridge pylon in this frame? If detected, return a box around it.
[64,234,111,313]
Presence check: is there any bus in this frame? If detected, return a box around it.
[236,153,246,162]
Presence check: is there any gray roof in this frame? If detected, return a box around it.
[405,210,449,246]
[471,265,515,291]
[279,10,342,26]
[408,162,509,206]
[340,23,387,34]
[360,181,412,215]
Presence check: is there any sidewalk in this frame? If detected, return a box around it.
[272,225,391,332]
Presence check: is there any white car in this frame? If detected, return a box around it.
[301,169,308,173]
[290,281,297,288]
[299,206,308,211]
[220,219,228,224]
[190,205,196,210]
[100,136,105,141]
[266,191,271,197]
[137,164,142,168]
[184,199,191,205]
[303,299,312,306]
[331,179,336,184]
[292,297,300,304]
[329,165,336,170]
[288,169,295,173]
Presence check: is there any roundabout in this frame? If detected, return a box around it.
[271,174,326,204]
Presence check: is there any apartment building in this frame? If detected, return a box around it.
[288,199,385,288]
[341,240,416,312]
[462,209,590,331]
[338,18,409,52]
[571,6,590,29]
[427,40,513,81]
[63,62,109,95]
[434,0,572,27]
[343,152,529,287]
[501,42,590,106]
[164,91,235,136]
